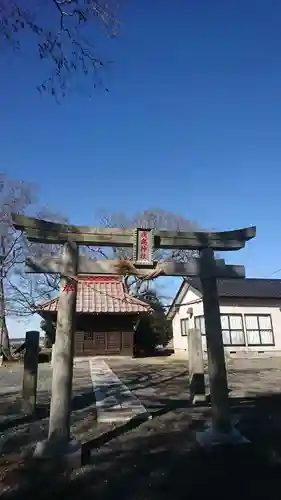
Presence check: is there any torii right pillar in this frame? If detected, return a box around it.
[197,248,249,446]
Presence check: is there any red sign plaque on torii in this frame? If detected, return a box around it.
[133,228,154,266]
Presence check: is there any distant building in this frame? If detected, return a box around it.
[168,278,281,358]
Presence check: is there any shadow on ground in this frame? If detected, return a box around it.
[0,388,96,433]
[0,387,97,460]
[134,348,174,359]
[3,392,281,500]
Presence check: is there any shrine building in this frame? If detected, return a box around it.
[37,275,151,357]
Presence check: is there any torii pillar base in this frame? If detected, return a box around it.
[196,425,250,447]
[33,438,82,469]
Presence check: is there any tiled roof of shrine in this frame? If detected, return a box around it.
[37,275,151,315]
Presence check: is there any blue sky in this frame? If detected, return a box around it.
[2,0,281,336]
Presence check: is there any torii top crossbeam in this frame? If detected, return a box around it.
[12,214,256,251]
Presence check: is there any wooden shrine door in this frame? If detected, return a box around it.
[74,331,133,356]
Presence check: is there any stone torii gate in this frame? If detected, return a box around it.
[12,214,256,459]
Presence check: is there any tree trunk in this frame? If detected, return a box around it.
[0,278,11,360]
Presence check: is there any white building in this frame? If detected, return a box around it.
[168,278,281,358]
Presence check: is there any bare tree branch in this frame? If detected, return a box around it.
[0,173,36,357]
[0,0,121,97]
[0,176,69,357]
[97,208,203,294]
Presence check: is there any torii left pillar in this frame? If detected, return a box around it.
[34,241,81,466]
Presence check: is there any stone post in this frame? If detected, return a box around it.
[188,328,206,404]
[197,248,247,445]
[22,330,39,415]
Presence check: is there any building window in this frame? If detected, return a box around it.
[180,318,189,336]
[244,314,274,346]
[194,315,205,335]
[195,314,245,345]
[221,314,245,346]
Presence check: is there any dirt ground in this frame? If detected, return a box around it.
[1,355,281,499]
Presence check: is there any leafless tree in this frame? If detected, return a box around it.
[96,208,202,295]
[0,173,68,358]
[0,173,36,358]
[6,208,69,319]
[0,0,120,97]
